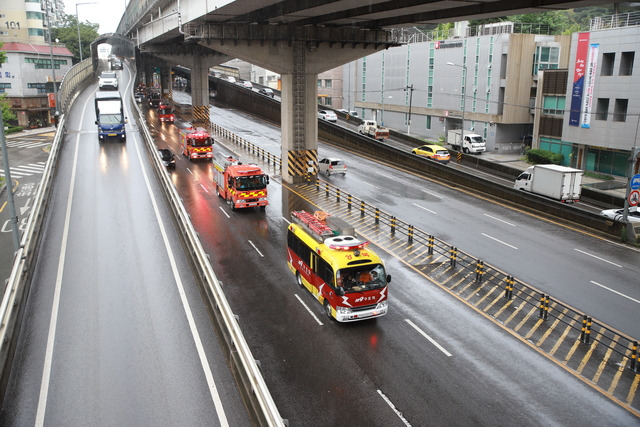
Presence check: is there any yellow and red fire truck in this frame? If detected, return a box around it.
[287,210,390,322]
[157,103,175,123]
[213,155,269,210]
[180,126,213,160]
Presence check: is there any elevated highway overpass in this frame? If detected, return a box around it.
[110,0,615,184]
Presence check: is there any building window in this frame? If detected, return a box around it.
[28,28,44,37]
[26,11,43,19]
[543,96,565,115]
[317,79,322,87]
[426,115,431,130]
[25,57,67,69]
[601,53,615,76]
[613,99,628,122]
[596,98,609,121]
[533,46,559,75]
[620,51,634,76]
[325,97,332,106]
[324,79,332,88]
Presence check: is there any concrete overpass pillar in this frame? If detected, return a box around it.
[160,66,172,102]
[281,42,318,184]
[190,54,210,127]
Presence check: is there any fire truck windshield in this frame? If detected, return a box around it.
[189,137,212,147]
[159,107,173,114]
[337,264,386,293]
[235,175,267,190]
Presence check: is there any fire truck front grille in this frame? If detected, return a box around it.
[351,304,377,312]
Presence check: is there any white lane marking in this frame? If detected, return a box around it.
[405,319,452,357]
[574,248,622,268]
[294,294,324,326]
[363,181,384,190]
[376,171,396,181]
[133,136,229,425]
[187,167,193,175]
[420,189,442,199]
[412,203,437,215]
[200,183,209,193]
[377,390,412,427]
[218,207,230,219]
[481,233,518,250]
[483,213,516,227]
[248,240,264,257]
[36,121,83,427]
[282,217,291,225]
[590,281,640,304]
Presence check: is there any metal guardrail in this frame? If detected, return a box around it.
[133,86,285,426]
[210,123,282,171]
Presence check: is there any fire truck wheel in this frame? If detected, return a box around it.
[230,200,236,211]
[260,205,266,211]
[324,301,333,320]
[215,186,221,198]
[296,272,304,288]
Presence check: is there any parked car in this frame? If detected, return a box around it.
[98,71,118,90]
[412,144,451,164]
[225,76,237,83]
[318,110,337,122]
[600,207,640,223]
[318,158,347,176]
[158,148,176,168]
[258,87,274,97]
[238,80,253,89]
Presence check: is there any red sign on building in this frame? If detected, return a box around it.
[48,93,56,108]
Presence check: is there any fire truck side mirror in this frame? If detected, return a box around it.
[266,175,270,184]
[337,287,345,296]
[386,274,392,284]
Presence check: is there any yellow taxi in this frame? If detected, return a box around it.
[412,144,451,164]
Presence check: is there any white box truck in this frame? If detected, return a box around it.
[447,129,486,154]
[514,164,583,202]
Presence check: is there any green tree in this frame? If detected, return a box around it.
[51,14,100,64]
[0,41,6,65]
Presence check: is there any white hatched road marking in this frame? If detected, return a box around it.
[0,162,47,178]
[5,139,52,149]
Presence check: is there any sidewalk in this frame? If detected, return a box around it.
[481,152,629,201]
[4,126,57,139]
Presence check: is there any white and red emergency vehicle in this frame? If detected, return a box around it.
[287,210,390,322]
[157,103,175,123]
[180,126,213,160]
[213,155,269,210]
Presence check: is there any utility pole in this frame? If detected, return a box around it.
[405,84,414,135]
[0,114,21,250]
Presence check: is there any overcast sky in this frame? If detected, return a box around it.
[64,0,126,34]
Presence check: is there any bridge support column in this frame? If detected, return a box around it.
[190,53,210,127]
[160,66,173,102]
[281,42,318,184]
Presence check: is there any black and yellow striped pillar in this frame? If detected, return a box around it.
[192,105,210,126]
[287,149,317,182]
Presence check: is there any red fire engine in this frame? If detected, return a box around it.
[157,103,175,123]
[180,126,213,160]
[212,155,269,210]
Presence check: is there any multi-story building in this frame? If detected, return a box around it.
[1,0,73,128]
[559,14,640,176]
[346,22,571,153]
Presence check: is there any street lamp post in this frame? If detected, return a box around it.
[447,62,467,150]
[405,84,414,135]
[381,95,392,126]
[76,2,97,62]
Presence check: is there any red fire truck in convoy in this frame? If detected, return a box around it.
[157,103,175,123]
[213,155,269,210]
[287,210,390,322]
[180,126,213,160]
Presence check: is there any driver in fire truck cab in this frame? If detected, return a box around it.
[337,267,385,293]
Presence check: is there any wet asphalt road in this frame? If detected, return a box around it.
[0,63,250,426]
[0,68,638,425]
